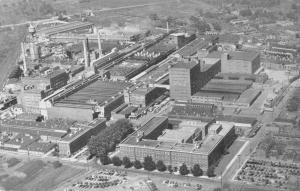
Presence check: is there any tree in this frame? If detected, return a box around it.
[167,165,173,173]
[143,156,156,171]
[207,166,215,177]
[286,12,298,21]
[149,13,159,21]
[87,119,133,157]
[191,164,203,177]
[239,9,252,17]
[133,160,143,169]
[111,156,122,166]
[291,3,297,10]
[39,2,54,15]
[122,157,132,168]
[99,155,111,165]
[179,163,189,175]
[173,166,178,172]
[156,160,166,172]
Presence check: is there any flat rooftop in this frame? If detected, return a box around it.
[121,120,234,155]
[192,91,240,101]
[140,117,168,138]
[1,118,74,131]
[37,21,94,37]
[157,121,205,143]
[119,106,138,115]
[61,119,106,142]
[227,51,259,62]
[217,115,257,125]
[20,141,56,153]
[5,134,38,147]
[55,80,132,108]
[171,61,199,69]
[175,38,209,57]
[202,79,252,94]
[237,88,261,104]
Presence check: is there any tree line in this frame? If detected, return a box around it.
[100,155,216,177]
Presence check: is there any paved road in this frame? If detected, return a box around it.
[222,79,300,191]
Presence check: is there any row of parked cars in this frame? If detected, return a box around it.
[67,169,128,190]
[162,179,202,190]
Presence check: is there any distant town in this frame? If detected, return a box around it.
[0,0,299,191]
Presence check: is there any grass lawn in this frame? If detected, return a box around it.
[20,165,85,191]
[0,159,84,191]
[17,160,46,176]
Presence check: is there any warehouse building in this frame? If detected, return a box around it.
[46,79,132,121]
[118,116,235,171]
[221,51,260,74]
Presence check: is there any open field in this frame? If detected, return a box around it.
[0,158,85,191]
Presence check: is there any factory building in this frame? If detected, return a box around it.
[17,70,69,113]
[169,58,220,101]
[169,61,201,101]
[124,86,166,107]
[118,116,235,171]
[58,119,106,156]
[44,77,132,121]
[172,37,218,59]
[169,33,196,49]
[221,51,260,74]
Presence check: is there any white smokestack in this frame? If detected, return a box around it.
[21,42,27,76]
[167,22,169,33]
[97,32,103,57]
[83,38,90,68]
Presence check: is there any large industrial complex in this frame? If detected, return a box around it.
[0,1,300,190]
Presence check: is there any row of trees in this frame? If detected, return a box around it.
[101,155,215,177]
[88,119,134,157]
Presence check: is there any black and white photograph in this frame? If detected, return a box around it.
[0,0,299,190]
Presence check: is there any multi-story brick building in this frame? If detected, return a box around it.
[169,61,201,101]
[118,116,235,171]
[169,59,220,101]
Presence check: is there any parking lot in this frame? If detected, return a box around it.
[62,168,219,191]
[234,158,300,190]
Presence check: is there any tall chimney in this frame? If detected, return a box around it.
[21,42,28,76]
[167,21,169,33]
[97,32,103,57]
[83,38,90,68]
